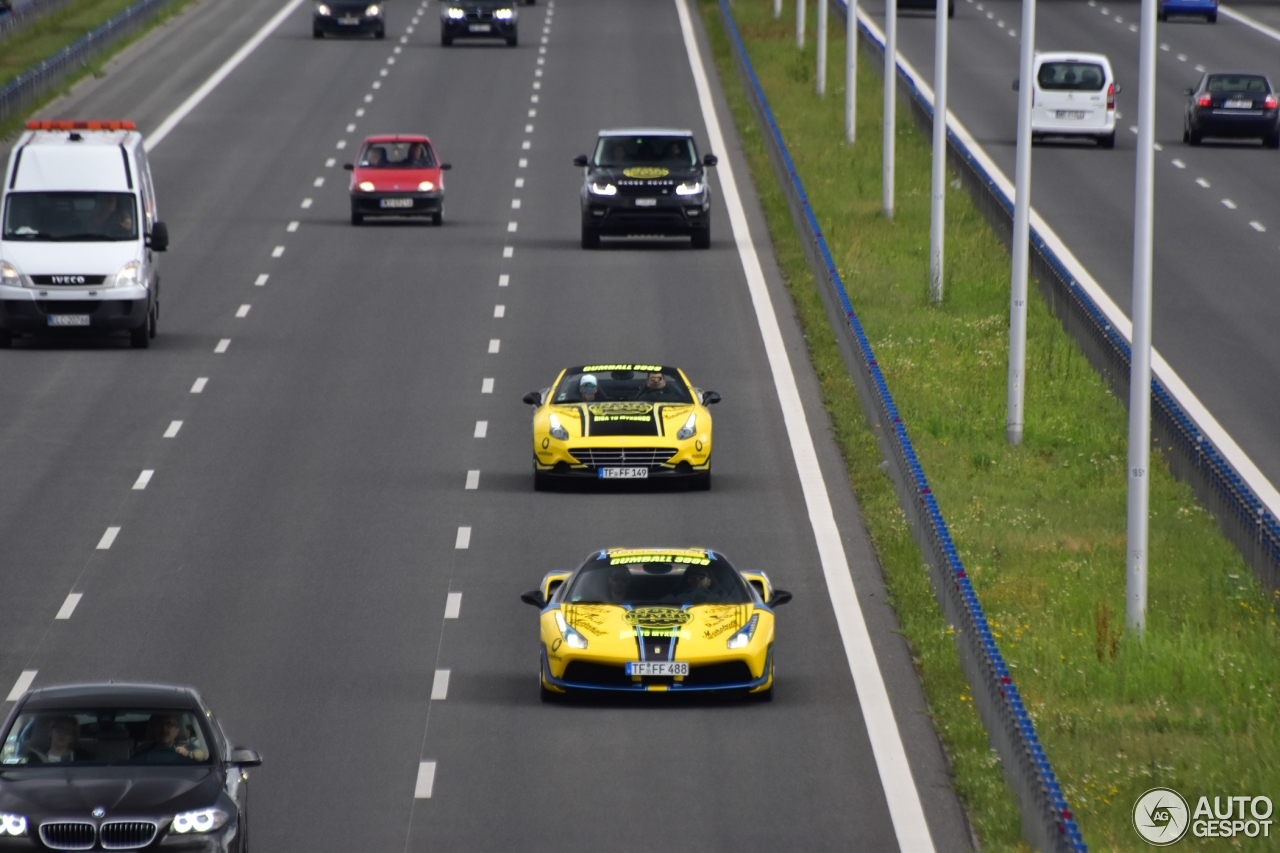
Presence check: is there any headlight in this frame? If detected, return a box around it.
[675,180,704,196]
[548,413,569,441]
[171,808,229,834]
[365,3,380,13]
[359,181,376,192]
[0,261,20,285]
[493,6,513,17]
[316,3,330,13]
[0,813,27,836]
[589,182,618,196]
[446,6,465,17]
[554,611,588,649]
[418,180,435,191]
[726,614,759,650]
[114,260,141,288]
[676,412,698,441]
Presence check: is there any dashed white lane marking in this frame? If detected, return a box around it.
[133,470,154,490]
[191,378,208,394]
[503,247,514,259]
[431,669,451,699]
[1008,29,1015,36]
[444,592,462,617]
[55,593,82,620]
[380,68,389,76]
[406,25,414,32]
[1160,42,1169,51]
[499,274,510,286]
[536,57,544,66]
[287,221,299,232]
[97,527,121,550]
[1114,14,1122,22]
[474,420,488,438]
[515,178,524,188]
[482,378,494,393]
[1176,53,1187,61]
[6,671,36,702]
[1129,125,1139,134]
[535,69,543,76]
[364,94,373,102]
[512,199,522,209]
[272,246,285,257]
[336,139,347,149]
[674,1,935,849]
[372,81,382,89]
[465,470,480,490]
[488,339,500,353]
[414,761,437,798]
[454,527,471,549]
[1172,158,1185,169]
[215,339,231,353]
[1196,177,1210,187]
[1129,23,1137,31]
[522,140,531,150]
[301,198,312,209]
[314,176,325,187]
[494,305,505,318]
[519,158,528,168]
[542,25,549,32]
[356,107,365,116]
[1250,221,1266,232]
[532,81,541,90]
[1195,64,1206,72]
[507,222,518,232]
[394,45,401,53]
[236,304,251,318]
[256,273,270,285]
[1223,199,1238,209]
[164,421,183,438]
[325,158,335,168]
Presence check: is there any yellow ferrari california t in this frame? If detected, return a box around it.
[521,364,720,490]
[520,548,792,701]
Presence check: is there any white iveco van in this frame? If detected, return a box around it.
[0,120,168,348]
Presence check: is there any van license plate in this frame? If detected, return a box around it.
[1055,110,1086,120]
[380,198,413,208]
[599,467,648,479]
[48,315,90,327]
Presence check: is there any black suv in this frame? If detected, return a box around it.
[313,0,385,38]
[440,0,518,46]
[575,128,716,249]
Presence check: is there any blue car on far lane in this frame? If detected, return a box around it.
[1159,0,1217,22]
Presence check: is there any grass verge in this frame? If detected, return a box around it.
[699,0,1280,848]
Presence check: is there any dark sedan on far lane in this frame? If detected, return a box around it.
[1184,73,1280,147]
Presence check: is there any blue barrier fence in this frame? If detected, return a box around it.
[713,1,1086,849]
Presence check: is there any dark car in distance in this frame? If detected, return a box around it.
[1184,73,1280,146]
[313,0,385,38]
[0,683,262,852]
[898,0,955,18]
[575,129,716,249]
[440,0,518,46]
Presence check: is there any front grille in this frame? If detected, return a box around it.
[39,823,95,850]
[563,661,635,687]
[30,275,107,286]
[569,448,676,468]
[101,821,158,850]
[683,661,754,687]
[616,180,674,197]
[464,9,494,19]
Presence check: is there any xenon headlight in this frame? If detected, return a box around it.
[446,6,465,17]
[365,3,380,14]
[554,611,588,649]
[359,181,376,192]
[726,614,759,650]
[171,808,229,834]
[675,180,704,196]
[493,6,513,17]
[316,2,331,13]
[0,261,21,285]
[675,411,698,441]
[548,413,569,441]
[589,182,617,196]
[114,260,142,288]
[418,180,435,191]
[0,813,27,836]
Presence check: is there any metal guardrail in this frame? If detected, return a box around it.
[713,1,1087,850]
[0,0,180,126]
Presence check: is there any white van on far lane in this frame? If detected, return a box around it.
[1022,52,1120,148]
[0,120,168,348]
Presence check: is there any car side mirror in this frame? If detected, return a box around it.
[440,163,452,170]
[520,590,546,607]
[1183,87,1194,96]
[1012,79,1019,91]
[343,163,354,170]
[147,221,169,252]
[702,391,721,405]
[1113,82,1122,94]
[227,747,262,767]
[768,590,793,607]
[573,154,589,167]
[703,153,718,166]
[522,391,542,406]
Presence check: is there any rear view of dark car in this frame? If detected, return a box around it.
[313,0,385,38]
[1184,73,1280,146]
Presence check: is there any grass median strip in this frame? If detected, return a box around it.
[698,0,1280,848]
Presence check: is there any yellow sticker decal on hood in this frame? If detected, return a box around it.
[587,402,653,416]
[624,607,693,627]
[622,167,669,179]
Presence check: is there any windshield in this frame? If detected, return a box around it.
[553,365,693,404]
[1036,62,1105,91]
[3,192,138,242]
[2,709,212,766]
[565,553,751,606]
[1207,75,1269,93]
[594,136,697,168]
[358,141,436,168]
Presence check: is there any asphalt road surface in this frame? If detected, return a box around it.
[0,0,975,848]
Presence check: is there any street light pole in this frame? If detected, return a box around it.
[883,0,896,217]
[1127,0,1158,638]
[818,0,828,94]
[775,0,782,19]
[929,0,948,303]
[797,0,806,48]
[1007,0,1035,445]
[847,0,858,143]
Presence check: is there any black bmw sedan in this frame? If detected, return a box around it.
[1184,72,1280,146]
[575,129,716,249]
[439,0,518,46]
[313,0,385,38]
[0,683,261,852]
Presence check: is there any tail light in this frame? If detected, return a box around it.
[1266,95,1279,109]
[1197,95,1213,107]
[1107,83,1116,110]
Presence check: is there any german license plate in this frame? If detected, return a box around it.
[47,314,90,327]
[468,23,490,31]
[626,661,689,676]
[379,198,413,208]
[1055,110,1086,120]
[599,467,648,479]
[635,198,657,207]
[339,16,359,23]
[1225,99,1253,109]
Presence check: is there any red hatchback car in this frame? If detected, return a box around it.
[344,135,451,225]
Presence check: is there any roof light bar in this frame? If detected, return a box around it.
[25,120,136,131]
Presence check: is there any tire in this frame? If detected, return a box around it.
[148,304,157,339]
[1182,125,1190,143]
[581,225,600,249]
[689,471,712,491]
[534,468,555,491]
[1157,10,1167,20]
[129,313,151,349]
[507,34,518,46]
[1207,12,1216,22]
[431,210,443,226]
[313,26,324,38]
[351,211,364,225]
[691,227,711,249]
[0,330,11,349]
[1188,128,1203,146]
[947,0,954,17]
[1265,132,1280,149]
[441,25,452,45]
[1098,131,1116,149]
[375,25,385,38]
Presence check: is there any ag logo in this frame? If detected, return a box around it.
[624,607,691,627]
[1133,787,1190,846]
[623,166,669,179]
[587,402,653,416]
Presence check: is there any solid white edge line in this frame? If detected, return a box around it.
[96,527,121,550]
[414,761,437,798]
[674,2,936,849]
[431,669,450,700]
[1219,4,1280,41]
[6,671,36,702]
[56,593,83,620]
[145,0,309,151]
[856,8,1280,520]
[444,592,462,619]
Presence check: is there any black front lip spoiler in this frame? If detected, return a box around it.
[542,649,771,693]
